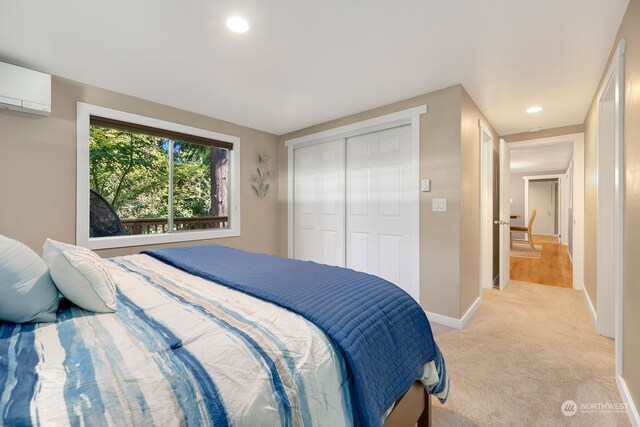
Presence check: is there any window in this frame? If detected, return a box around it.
[77,103,240,249]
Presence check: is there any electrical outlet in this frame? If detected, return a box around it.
[421,179,431,192]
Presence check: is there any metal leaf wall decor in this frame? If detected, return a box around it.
[251,151,272,199]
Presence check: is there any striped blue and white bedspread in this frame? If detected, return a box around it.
[1,255,351,426]
[0,254,448,426]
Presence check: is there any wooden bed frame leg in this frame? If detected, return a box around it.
[418,393,431,427]
[382,382,431,427]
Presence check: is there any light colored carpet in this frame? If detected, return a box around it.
[431,281,630,426]
[510,242,543,259]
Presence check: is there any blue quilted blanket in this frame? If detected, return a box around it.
[143,245,440,427]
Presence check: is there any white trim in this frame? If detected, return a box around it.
[284,105,427,147]
[615,39,626,380]
[479,120,494,291]
[560,169,569,245]
[425,296,482,330]
[76,102,241,250]
[523,174,563,230]
[507,132,584,149]
[595,39,625,377]
[498,138,511,289]
[167,139,175,233]
[285,105,426,304]
[287,146,295,258]
[583,285,598,328]
[408,112,422,303]
[522,173,565,180]
[617,375,640,427]
[461,296,482,328]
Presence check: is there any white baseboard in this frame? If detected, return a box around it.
[617,375,640,427]
[582,285,597,327]
[426,297,481,330]
[426,310,463,329]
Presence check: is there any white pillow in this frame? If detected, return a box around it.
[43,239,117,313]
[0,235,59,323]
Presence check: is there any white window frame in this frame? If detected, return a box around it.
[76,102,241,250]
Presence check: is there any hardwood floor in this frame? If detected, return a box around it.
[509,235,573,288]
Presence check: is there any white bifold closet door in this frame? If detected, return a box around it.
[293,125,416,300]
[346,125,414,291]
[293,139,346,267]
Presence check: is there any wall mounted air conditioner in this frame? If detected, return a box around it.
[0,61,51,116]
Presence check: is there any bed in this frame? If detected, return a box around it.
[0,246,448,426]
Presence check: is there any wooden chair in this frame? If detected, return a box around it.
[510,209,537,250]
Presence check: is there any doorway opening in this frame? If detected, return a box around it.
[510,147,573,287]
[526,178,559,236]
[498,134,584,291]
[521,174,565,240]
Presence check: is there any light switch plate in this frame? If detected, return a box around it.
[421,179,431,192]
[432,198,447,212]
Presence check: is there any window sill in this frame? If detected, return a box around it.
[79,228,241,251]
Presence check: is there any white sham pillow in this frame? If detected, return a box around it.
[43,239,117,313]
[0,235,59,323]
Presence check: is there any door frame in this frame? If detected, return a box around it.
[498,139,511,290]
[479,121,494,291]
[505,133,585,292]
[285,105,426,304]
[560,169,571,246]
[595,39,624,374]
[523,174,563,238]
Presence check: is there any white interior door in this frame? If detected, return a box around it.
[498,139,511,289]
[345,125,417,301]
[293,139,345,266]
[528,181,556,235]
[480,124,494,290]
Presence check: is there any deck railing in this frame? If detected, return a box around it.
[121,216,228,235]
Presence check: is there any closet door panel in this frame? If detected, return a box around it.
[348,231,370,273]
[378,164,402,217]
[346,125,414,295]
[293,140,345,267]
[347,148,378,276]
[379,233,402,285]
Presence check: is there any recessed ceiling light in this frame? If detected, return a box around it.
[529,126,544,132]
[226,16,249,33]
[526,106,543,113]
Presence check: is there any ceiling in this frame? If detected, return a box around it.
[510,143,574,174]
[0,0,629,136]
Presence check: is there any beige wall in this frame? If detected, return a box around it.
[0,77,281,258]
[460,88,499,313]
[278,85,497,318]
[501,124,584,143]
[583,0,640,410]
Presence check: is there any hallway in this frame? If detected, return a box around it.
[430,282,628,426]
[510,235,573,288]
